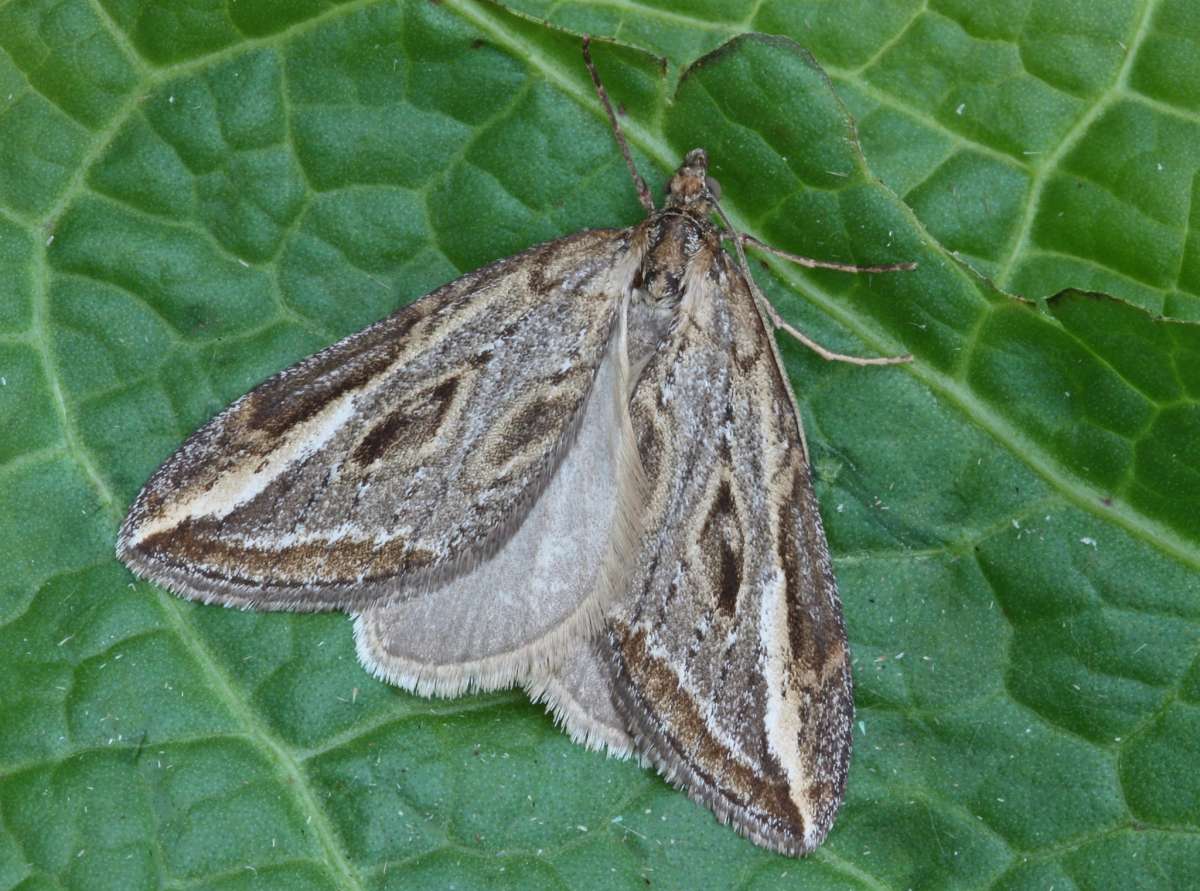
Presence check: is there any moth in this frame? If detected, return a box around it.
[117,39,912,856]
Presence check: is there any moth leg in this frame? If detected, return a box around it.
[760,302,912,367]
[739,233,916,274]
[582,36,655,213]
[711,201,912,367]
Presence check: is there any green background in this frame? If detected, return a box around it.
[1,1,1198,888]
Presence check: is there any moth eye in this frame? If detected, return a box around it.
[705,175,722,200]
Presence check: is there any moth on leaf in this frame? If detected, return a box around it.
[117,37,912,857]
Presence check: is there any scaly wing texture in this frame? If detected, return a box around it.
[610,255,853,857]
[353,338,643,696]
[118,229,636,609]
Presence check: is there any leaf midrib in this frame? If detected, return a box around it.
[445,0,1200,573]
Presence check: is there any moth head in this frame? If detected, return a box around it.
[666,148,722,213]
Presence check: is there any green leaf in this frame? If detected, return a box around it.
[1,2,1197,889]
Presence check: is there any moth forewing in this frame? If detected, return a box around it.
[117,230,635,611]
[606,154,854,857]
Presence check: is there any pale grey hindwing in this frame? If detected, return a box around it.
[118,229,634,610]
[610,256,854,857]
[351,332,643,698]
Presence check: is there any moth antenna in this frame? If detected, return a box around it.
[582,36,655,213]
[712,199,912,367]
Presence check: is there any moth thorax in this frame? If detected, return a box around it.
[637,212,714,310]
[665,147,722,211]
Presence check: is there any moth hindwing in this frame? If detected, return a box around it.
[118,42,913,859]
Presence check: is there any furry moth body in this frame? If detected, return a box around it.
[116,74,903,853]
